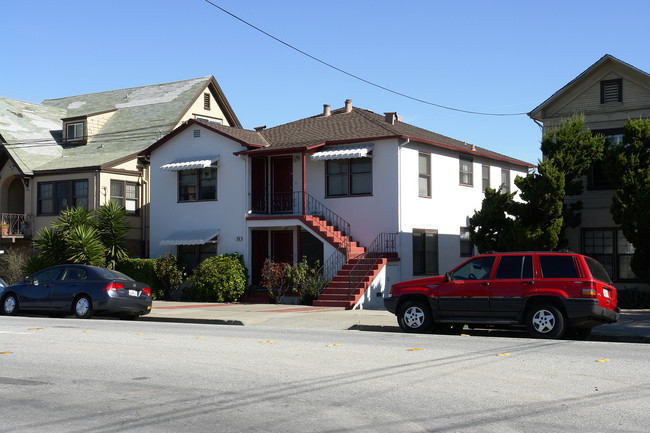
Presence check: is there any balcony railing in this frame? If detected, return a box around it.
[1,213,29,237]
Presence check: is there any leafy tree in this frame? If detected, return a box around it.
[470,114,602,252]
[540,114,606,245]
[468,187,516,252]
[606,118,650,283]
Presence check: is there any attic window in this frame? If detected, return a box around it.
[65,121,85,142]
[600,79,622,104]
[204,93,211,110]
[193,129,201,138]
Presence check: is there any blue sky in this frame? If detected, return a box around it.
[2,0,649,164]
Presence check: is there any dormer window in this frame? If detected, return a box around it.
[600,79,622,104]
[64,120,86,143]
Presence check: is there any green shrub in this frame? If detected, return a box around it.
[617,288,650,309]
[190,254,247,302]
[0,248,31,284]
[261,257,325,304]
[116,258,165,299]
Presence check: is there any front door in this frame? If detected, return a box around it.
[271,156,293,213]
[251,157,268,213]
[251,230,269,285]
[271,230,294,263]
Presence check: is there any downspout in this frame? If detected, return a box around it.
[397,138,409,278]
[139,161,149,258]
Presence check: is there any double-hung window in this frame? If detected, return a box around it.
[460,227,473,257]
[37,180,89,215]
[178,168,217,202]
[501,169,510,193]
[459,157,473,186]
[326,158,372,197]
[413,229,439,275]
[482,165,490,191]
[418,152,431,197]
[110,180,139,215]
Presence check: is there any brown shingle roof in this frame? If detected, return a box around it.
[253,106,533,167]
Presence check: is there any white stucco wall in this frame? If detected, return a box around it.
[149,125,248,261]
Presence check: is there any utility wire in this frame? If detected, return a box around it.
[201,0,528,117]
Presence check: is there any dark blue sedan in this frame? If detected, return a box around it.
[0,265,152,319]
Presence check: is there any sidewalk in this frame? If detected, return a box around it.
[142,301,650,343]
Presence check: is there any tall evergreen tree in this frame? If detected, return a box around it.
[606,118,650,283]
[469,114,603,252]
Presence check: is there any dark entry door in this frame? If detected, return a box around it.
[271,156,293,213]
[251,157,268,213]
[251,230,269,285]
[271,230,294,263]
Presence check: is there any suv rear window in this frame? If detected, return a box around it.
[495,255,533,279]
[585,257,613,284]
[539,255,579,278]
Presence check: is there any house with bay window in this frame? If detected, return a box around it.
[0,76,241,255]
[529,54,650,287]
[144,100,533,308]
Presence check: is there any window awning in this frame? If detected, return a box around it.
[160,156,219,171]
[310,144,373,161]
[160,228,220,246]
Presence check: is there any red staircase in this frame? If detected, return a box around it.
[313,257,388,308]
[301,215,391,309]
[300,215,365,257]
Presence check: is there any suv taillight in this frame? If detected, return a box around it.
[103,282,125,292]
[581,281,597,298]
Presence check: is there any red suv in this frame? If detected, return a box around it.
[384,252,619,339]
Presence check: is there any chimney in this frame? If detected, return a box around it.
[384,112,398,125]
[254,125,266,131]
[323,104,331,117]
[345,99,353,113]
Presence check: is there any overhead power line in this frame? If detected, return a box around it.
[201,0,528,117]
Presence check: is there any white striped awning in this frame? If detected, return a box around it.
[310,144,373,161]
[160,156,219,171]
[160,228,220,246]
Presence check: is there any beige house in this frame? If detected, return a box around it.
[0,77,241,256]
[529,54,650,285]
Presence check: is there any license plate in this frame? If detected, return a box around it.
[603,288,610,298]
[129,289,139,297]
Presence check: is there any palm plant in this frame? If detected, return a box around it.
[95,200,129,268]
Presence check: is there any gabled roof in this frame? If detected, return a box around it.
[528,54,650,121]
[141,119,268,156]
[1,76,241,175]
[145,103,533,168]
[0,98,65,175]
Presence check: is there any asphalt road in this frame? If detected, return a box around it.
[1,316,649,432]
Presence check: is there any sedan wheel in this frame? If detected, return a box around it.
[525,304,565,339]
[397,301,432,333]
[73,295,93,319]
[2,294,18,316]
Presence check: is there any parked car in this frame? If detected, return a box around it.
[0,264,152,320]
[385,251,620,339]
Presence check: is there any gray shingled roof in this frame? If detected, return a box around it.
[1,76,221,174]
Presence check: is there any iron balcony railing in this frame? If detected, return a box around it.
[1,213,29,237]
